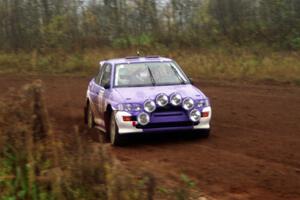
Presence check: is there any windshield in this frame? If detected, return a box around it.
[114,62,190,87]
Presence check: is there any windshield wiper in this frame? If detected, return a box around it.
[147,65,156,86]
[170,64,185,84]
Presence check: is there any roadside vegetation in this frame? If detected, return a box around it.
[0,0,300,84]
[0,81,202,200]
[0,1,299,199]
[1,47,300,84]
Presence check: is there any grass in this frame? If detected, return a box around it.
[173,48,300,83]
[0,47,300,83]
[0,48,300,84]
[0,81,201,200]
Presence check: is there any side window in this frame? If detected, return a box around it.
[100,64,112,87]
[95,65,105,84]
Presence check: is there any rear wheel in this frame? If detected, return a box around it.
[87,104,95,128]
[110,112,125,146]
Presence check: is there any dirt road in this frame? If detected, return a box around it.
[1,75,300,200]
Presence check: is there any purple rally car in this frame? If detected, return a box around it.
[84,56,212,145]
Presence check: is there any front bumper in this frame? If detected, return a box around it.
[115,106,212,134]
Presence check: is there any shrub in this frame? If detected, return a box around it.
[1,47,299,84]
[290,37,300,50]
[0,81,199,200]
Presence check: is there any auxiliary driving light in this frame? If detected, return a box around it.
[156,93,169,107]
[170,93,182,106]
[144,100,156,113]
[183,97,195,110]
[137,112,150,126]
[189,109,201,122]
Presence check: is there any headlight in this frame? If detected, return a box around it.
[189,109,201,122]
[133,104,142,111]
[124,104,132,111]
[170,93,182,106]
[156,93,169,107]
[197,99,210,108]
[205,99,210,107]
[137,112,150,126]
[197,100,205,107]
[118,103,142,112]
[182,97,194,110]
[144,100,156,113]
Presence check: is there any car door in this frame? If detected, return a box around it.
[98,64,112,121]
[89,67,104,122]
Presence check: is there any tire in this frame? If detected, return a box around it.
[84,104,88,124]
[110,112,125,146]
[191,129,210,138]
[87,103,95,128]
[201,129,210,138]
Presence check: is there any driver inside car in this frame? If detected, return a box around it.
[130,67,152,85]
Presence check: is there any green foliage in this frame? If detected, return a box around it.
[180,174,196,188]
[290,37,300,50]
[43,15,72,49]
[112,38,129,48]
[1,0,300,50]
[1,47,300,84]
[137,34,154,47]
[0,53,32,73]
[0,82,199,199]
[63,54,89,73]
[173,174,196,200]
[0,82,53,200]
[113,34,154,48]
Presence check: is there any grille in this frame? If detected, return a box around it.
[155,104,184,113]
[136,121,198,129]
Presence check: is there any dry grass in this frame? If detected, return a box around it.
[0,48,300,84]
[0,81,201,200]
[0,81,148,199]
[172,49,300,83]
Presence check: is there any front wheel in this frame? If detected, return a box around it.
[191,129,210,138]
[110,112,125,146]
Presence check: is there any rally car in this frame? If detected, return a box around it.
[84,56,212,145]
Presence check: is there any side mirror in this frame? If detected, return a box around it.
[104,83,110,89]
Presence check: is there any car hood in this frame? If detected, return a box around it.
[111,84,207,103]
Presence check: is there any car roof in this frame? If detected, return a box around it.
[100,56,173,66]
